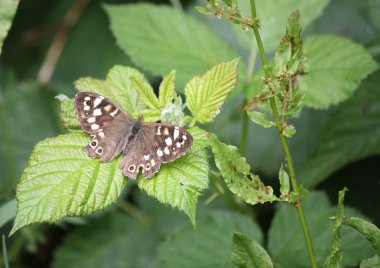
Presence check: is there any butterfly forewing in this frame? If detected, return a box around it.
[74,92,135,162]
[120,124,193,179]
[75,92,194,179]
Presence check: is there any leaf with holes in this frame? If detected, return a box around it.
[137,127,209,225]
[185,59,239,124]
[208,134,277,204]
[10,133,126,235]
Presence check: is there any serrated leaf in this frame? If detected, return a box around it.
[323,188,348,268]
[247,111,275,128]
[268,192,374,268]
[104,3,239,89]
[138,128,209,225]
[10,133,126,235]
[59,99,80,130]
[130,76,159,110]
[300,71,380,187]
[360,255,380,268]
[0,199,16,228]
[234,0,330,52]
[0,0,19,56]
[231,232,273,268]
[159,70,176,107]
[185,59,239,124]
[279,164,290,197]
[52,212,158,268]
[158,211,263,268]
[209,134,277,204]
[304,35,379,109]
[343,217,380,256]
[74,66,146,115]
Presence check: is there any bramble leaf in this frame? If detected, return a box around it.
[159,70,176,107]
[268,192,374,267]
[0,0,19,56]
[104,3,239,89]
[185,59,239,124]
[304,35,378,109]
[323,188,348,268]
[10,133,127,235]
[209,134,277,204]
[231,232,273,268]
[300,71,380,187]
[137,127,209,226]
[158,211,263,268]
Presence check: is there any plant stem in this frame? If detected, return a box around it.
[248,0,318,267]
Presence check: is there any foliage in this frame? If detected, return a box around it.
[0,0,379,267]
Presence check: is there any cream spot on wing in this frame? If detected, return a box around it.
[93,109,102,116]
[156,126,161,135]
[165,137,172,146]
[176,142,181,148]
[98,132,105,139]
[91,124,99,130]
[164,147,170,155]
[84,106,90,111]
[157,148,163,157]
[84,96,91,101]
[110,109,118,117]
[182,135,187,141]
[87,117,96,123]
[174,127,180,139]
[151,159,156,167]
[93,97,102,108]
[104,104,112,112]
[163,127,169,135]
[144,154,150,160]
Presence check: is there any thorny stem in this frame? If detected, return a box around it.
[37,0,90,85]
[249,0,318,267]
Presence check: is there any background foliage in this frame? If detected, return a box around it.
[1,0,380,267]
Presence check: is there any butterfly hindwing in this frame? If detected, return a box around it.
[120,124,193,179]
[75,92,194,179]
[74,92,135,162]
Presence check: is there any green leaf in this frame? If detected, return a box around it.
[304,35,379,109]
[360,255,380,268]
[185,59,239,124]
[0,199,16,228]
[52,212,158,268]
[158,211,263,268]
[74,65,146,115]
[268,192,374,268]
[247,111,275,128]
[130,76,160,110]
[10,133,126,235]
[234,0,330,52]
[138,127,209,226]
[368,0,380,31]
[343,217,380,256]
[209,134,277,204]
[104,3,239,89]
[0,0,19,56]
[159,70,176,107]
[231,232,273,268]
[279,164,290,198]
[323,188,348,268]
[59,98,80,131]
[195,6,213,15]
[300,71,380,187]
[2,235,9,268]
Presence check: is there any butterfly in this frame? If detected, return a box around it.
[74,92,193,179]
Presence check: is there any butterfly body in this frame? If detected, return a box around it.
[74,92,193,179]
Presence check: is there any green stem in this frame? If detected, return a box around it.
[249,0,318,267]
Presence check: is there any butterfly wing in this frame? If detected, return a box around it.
[120,124,193,179]
[75,92,135,162]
